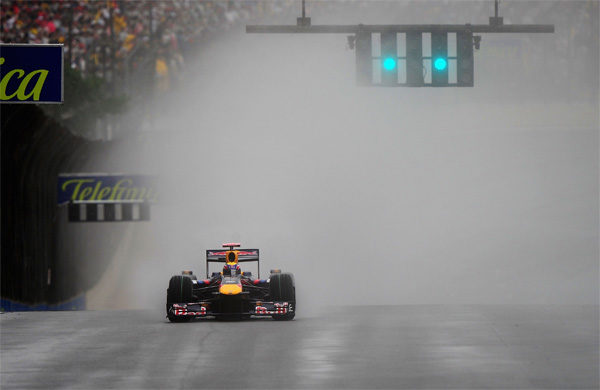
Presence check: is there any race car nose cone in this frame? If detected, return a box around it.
[219,284,242,295]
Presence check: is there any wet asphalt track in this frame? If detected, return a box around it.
[1,305,598,390]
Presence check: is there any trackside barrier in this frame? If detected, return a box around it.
[1,104,123,307]
[0,295,86,312]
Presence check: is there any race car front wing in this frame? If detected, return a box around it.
[168,301,293,318]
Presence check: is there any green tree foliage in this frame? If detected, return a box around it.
[43,66,127,138]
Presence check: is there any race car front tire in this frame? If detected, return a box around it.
[166,275,194,322]
[269,273,296,321]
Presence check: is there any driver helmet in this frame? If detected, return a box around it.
[223,251,241,275]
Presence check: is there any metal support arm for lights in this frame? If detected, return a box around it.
[297,0,311,27]
[246,0,554,87]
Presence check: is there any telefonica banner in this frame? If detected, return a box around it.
[0,44,63,104]
[57,174,157,205]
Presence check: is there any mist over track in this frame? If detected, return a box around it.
[83,2,598,310]
[1,2,598,390]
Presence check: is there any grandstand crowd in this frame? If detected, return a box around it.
[1,1,285,92]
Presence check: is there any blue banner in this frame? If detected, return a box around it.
[0,295,86,312]
[57,174,157,205]
[0,44,63,103]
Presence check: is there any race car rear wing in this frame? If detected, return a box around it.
[205,249,260,278]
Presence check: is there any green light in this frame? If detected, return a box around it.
[382,57,397,71]
[434,58,447,71]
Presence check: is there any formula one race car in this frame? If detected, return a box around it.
[166,243,295,321]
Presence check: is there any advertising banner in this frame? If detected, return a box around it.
[57,174,157,205]
[0,44,64,103]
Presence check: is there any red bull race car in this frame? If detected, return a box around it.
[166,243,296,321]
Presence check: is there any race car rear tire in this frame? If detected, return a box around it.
[269,273,296,321]
[166,275,194,322]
